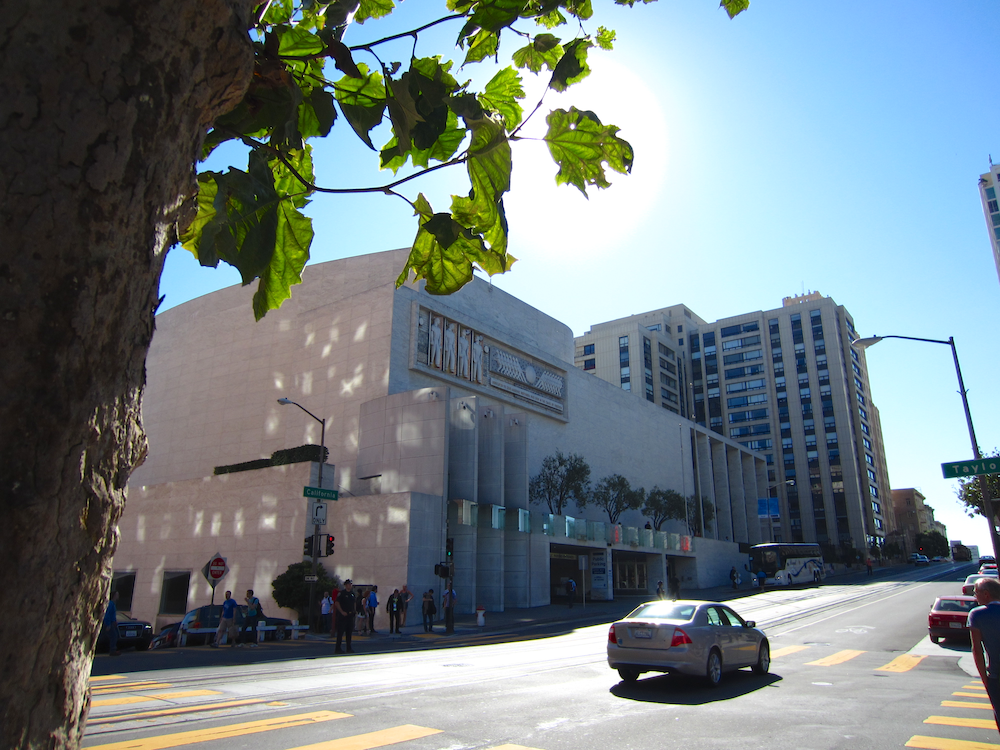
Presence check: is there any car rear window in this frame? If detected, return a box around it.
[935,599,976,612]
[628,602,697,621]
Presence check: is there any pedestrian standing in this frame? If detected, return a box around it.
[329,585,340,636]
[422,589,436,632]
[400,585,413,627]
[387,589,403,634]
[866,558,874,577]
[442,581,457,634]
[104,590,120,656]
[356,588,369,635]
[730,566,739,590]
[212,590,238,647]
[565,578,576,608]
[367,586,379,634]
[669,572,680,601]
[320,591,333,635]
[969,577,1000,733]
[334,579,357,653]
[656,580,665,600]
[240,589,261,647]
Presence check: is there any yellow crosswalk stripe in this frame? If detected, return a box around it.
[954,692,991,698]
[89,676,126,683]
[85,709,349,749]
[805,650,866,666]
[925,716,998,730]
[87,699,267,725]
[285,724,442,750]
[92,690,223,707]
[93,682,173,694]
[770,645,810,658]
[942,701,994,710]
[906,736,1000,749]
[876,655,925,672]
[965,685,987,691]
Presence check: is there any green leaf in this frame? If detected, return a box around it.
[252,199,313,320]
[262,0,294,25]
[511,34,563,73]
[463,29,500,65]
[720,0,749,19]
[595,26,615,51]
[564,0,594,21]
[380,111,466,172]
[277,26,325,57]
[545,107,633,196]
[549,39,592,92]
[535,9,566,29]
[335,63,387,149]
[271,147,315,209]
[179,172,221,265]
[299,87,337,138]
[356,0,395,23]
[479,67,525,130]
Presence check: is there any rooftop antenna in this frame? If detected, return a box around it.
[991,154,994,167]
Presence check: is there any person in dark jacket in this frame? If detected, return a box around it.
[422,589,436,632]
[387,589,403,634]
[334,580,357,654]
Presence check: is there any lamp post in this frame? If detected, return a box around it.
[277,397,327,631]
[851,335,1000,559]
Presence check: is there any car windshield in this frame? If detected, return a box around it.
[627,602,697,621]
[935,599,976,613]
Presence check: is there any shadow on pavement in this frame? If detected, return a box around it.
[609,669,783,704]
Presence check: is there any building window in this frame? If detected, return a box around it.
[583,358,595,370]
[160,571,191,615]
[113,572,137,612]
[583,343,595,356]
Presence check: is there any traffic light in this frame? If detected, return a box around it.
[325,534,335,556]
[303,535,314,556]
[446,538,454,558]
[434,563,451,578]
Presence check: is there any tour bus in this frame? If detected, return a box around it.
[749,543,825,586]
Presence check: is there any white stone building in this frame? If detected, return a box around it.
[116,249,768,630]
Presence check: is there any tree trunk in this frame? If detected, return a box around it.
[0,1,253,746]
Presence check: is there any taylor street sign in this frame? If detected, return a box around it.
[942,458,1000,479]
[303,486,338,501]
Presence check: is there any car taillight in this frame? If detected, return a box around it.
[608,626,618,645]
[671,628,692,647]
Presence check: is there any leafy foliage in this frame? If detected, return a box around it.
[915,530,950,559]
[643,486,686,530]
[686,495,714,537]
[592,474,645,525]
[529,451,591,515]
[272,561,340,623]
[178,0,747,319]
[955,448,1000,519]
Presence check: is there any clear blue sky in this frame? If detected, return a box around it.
[159,1,1000,554]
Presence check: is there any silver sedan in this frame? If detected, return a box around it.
[607,600,769,686]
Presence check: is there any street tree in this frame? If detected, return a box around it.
[955,448,1000,519]
[915,530,950,559]
[529,451,592,515]
[272,561,340,623]
[592,474,645,525]
[0,0,748,746]
[686,495,715,537]
[643,486,686,530]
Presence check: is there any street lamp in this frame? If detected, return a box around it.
[277,397,327,630]
[851,335,999,558]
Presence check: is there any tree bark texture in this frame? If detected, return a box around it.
[0,1,253,747]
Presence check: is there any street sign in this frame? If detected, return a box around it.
[311,501,328,526]
[201,553,228,589]
[303,486,338,501]
[942,458,1000,479]
[304,575,318,582]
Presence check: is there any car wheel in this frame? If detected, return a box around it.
[930,635,940,644]
[705,649,723,688]
[135,639,150,652]
[617,668,639,683]
[752,641,770,674]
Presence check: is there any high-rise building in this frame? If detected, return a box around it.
[977,162,1000,287]
[575,291,894,559]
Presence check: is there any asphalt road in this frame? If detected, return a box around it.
[83,562,996,750]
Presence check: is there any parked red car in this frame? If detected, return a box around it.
[928,595,977,643]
